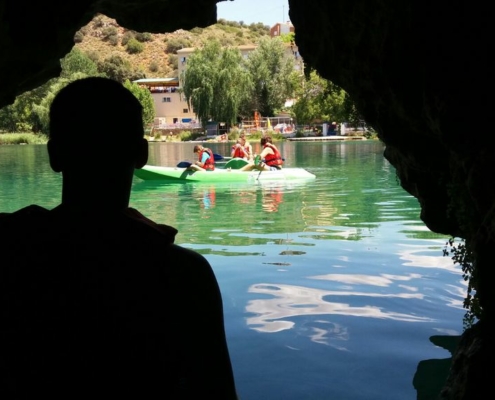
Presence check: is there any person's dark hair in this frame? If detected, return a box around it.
[49,77,144,145]
[193,145,202,153]
[261,136,273,145]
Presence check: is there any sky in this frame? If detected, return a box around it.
[216,0,290,27]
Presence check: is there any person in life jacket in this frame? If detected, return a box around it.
[230,136,252,161]
[240,136,284,171]
[189,144,215,171]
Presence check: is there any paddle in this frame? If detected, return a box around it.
[177,154,228,168]
[224,158,249,169]
[255,155,263,180]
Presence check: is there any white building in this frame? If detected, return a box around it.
[133,77,198,127]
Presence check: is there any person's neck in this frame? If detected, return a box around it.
[60,175,132,214]
[60,190,130,215]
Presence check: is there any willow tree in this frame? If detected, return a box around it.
[180,40,252,128]
[242,36,298,117]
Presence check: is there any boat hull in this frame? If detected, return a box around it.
[134,165,316,182]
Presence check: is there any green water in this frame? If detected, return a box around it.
[0,140,464,400]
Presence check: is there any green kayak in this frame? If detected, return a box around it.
[134,165,316,183]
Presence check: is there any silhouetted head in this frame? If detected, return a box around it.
[48,77,147,172]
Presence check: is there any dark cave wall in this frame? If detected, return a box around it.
[288,3,494,396]
[289,0,495,318]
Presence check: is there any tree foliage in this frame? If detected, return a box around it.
[242,36,297,117]
[32,77,75,134]
[291,69,347,124]
[123,80,155,126]
[181,40,251,127]
[60,48,100,79]
[97,55,144,83]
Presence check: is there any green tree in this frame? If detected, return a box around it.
[243,36,297,117]
[60,48,100,78]
[32,78,74,134]
[181,40,251,127]
[292,69,347,125]
[0,81,51,132]
[97,55,144,83]
[123,80,155,126]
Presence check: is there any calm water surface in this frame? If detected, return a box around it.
[0,140,464,400]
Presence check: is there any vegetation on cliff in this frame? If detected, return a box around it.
[0,14,362,137]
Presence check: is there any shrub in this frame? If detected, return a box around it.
[149,61,159,73]
[108,35,119,46]
[102,26,118,40]
[126,38,144,54]
[165,37,192,53]
[168,54,178,70]
[121,31,134,46]
[220,36,235,47]
[135,32,153,42]
[179,130,194,141]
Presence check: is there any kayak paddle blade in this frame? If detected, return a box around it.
[224,158,249,169]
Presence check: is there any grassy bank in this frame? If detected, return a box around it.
[0,133,48,145]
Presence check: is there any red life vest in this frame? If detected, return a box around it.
[232,146,245,159]
[263,143,284,167]
[232,144,251,159]
[199,148,215,170]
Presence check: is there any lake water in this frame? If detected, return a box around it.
[0,140,465,399]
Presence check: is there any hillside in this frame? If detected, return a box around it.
[74,14,271,78]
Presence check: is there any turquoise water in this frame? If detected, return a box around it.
[0,140,464,399]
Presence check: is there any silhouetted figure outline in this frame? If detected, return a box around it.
[0,77,238,399]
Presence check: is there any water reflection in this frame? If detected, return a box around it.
[246,282,432,336]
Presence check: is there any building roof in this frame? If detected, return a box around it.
[133,78,178,84]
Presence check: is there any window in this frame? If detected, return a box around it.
[183,109,189,113]
[162,97,171,103]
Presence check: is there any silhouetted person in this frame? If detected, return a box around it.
[0,77,238,399]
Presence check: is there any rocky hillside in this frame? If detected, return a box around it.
[74,14,271,78]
